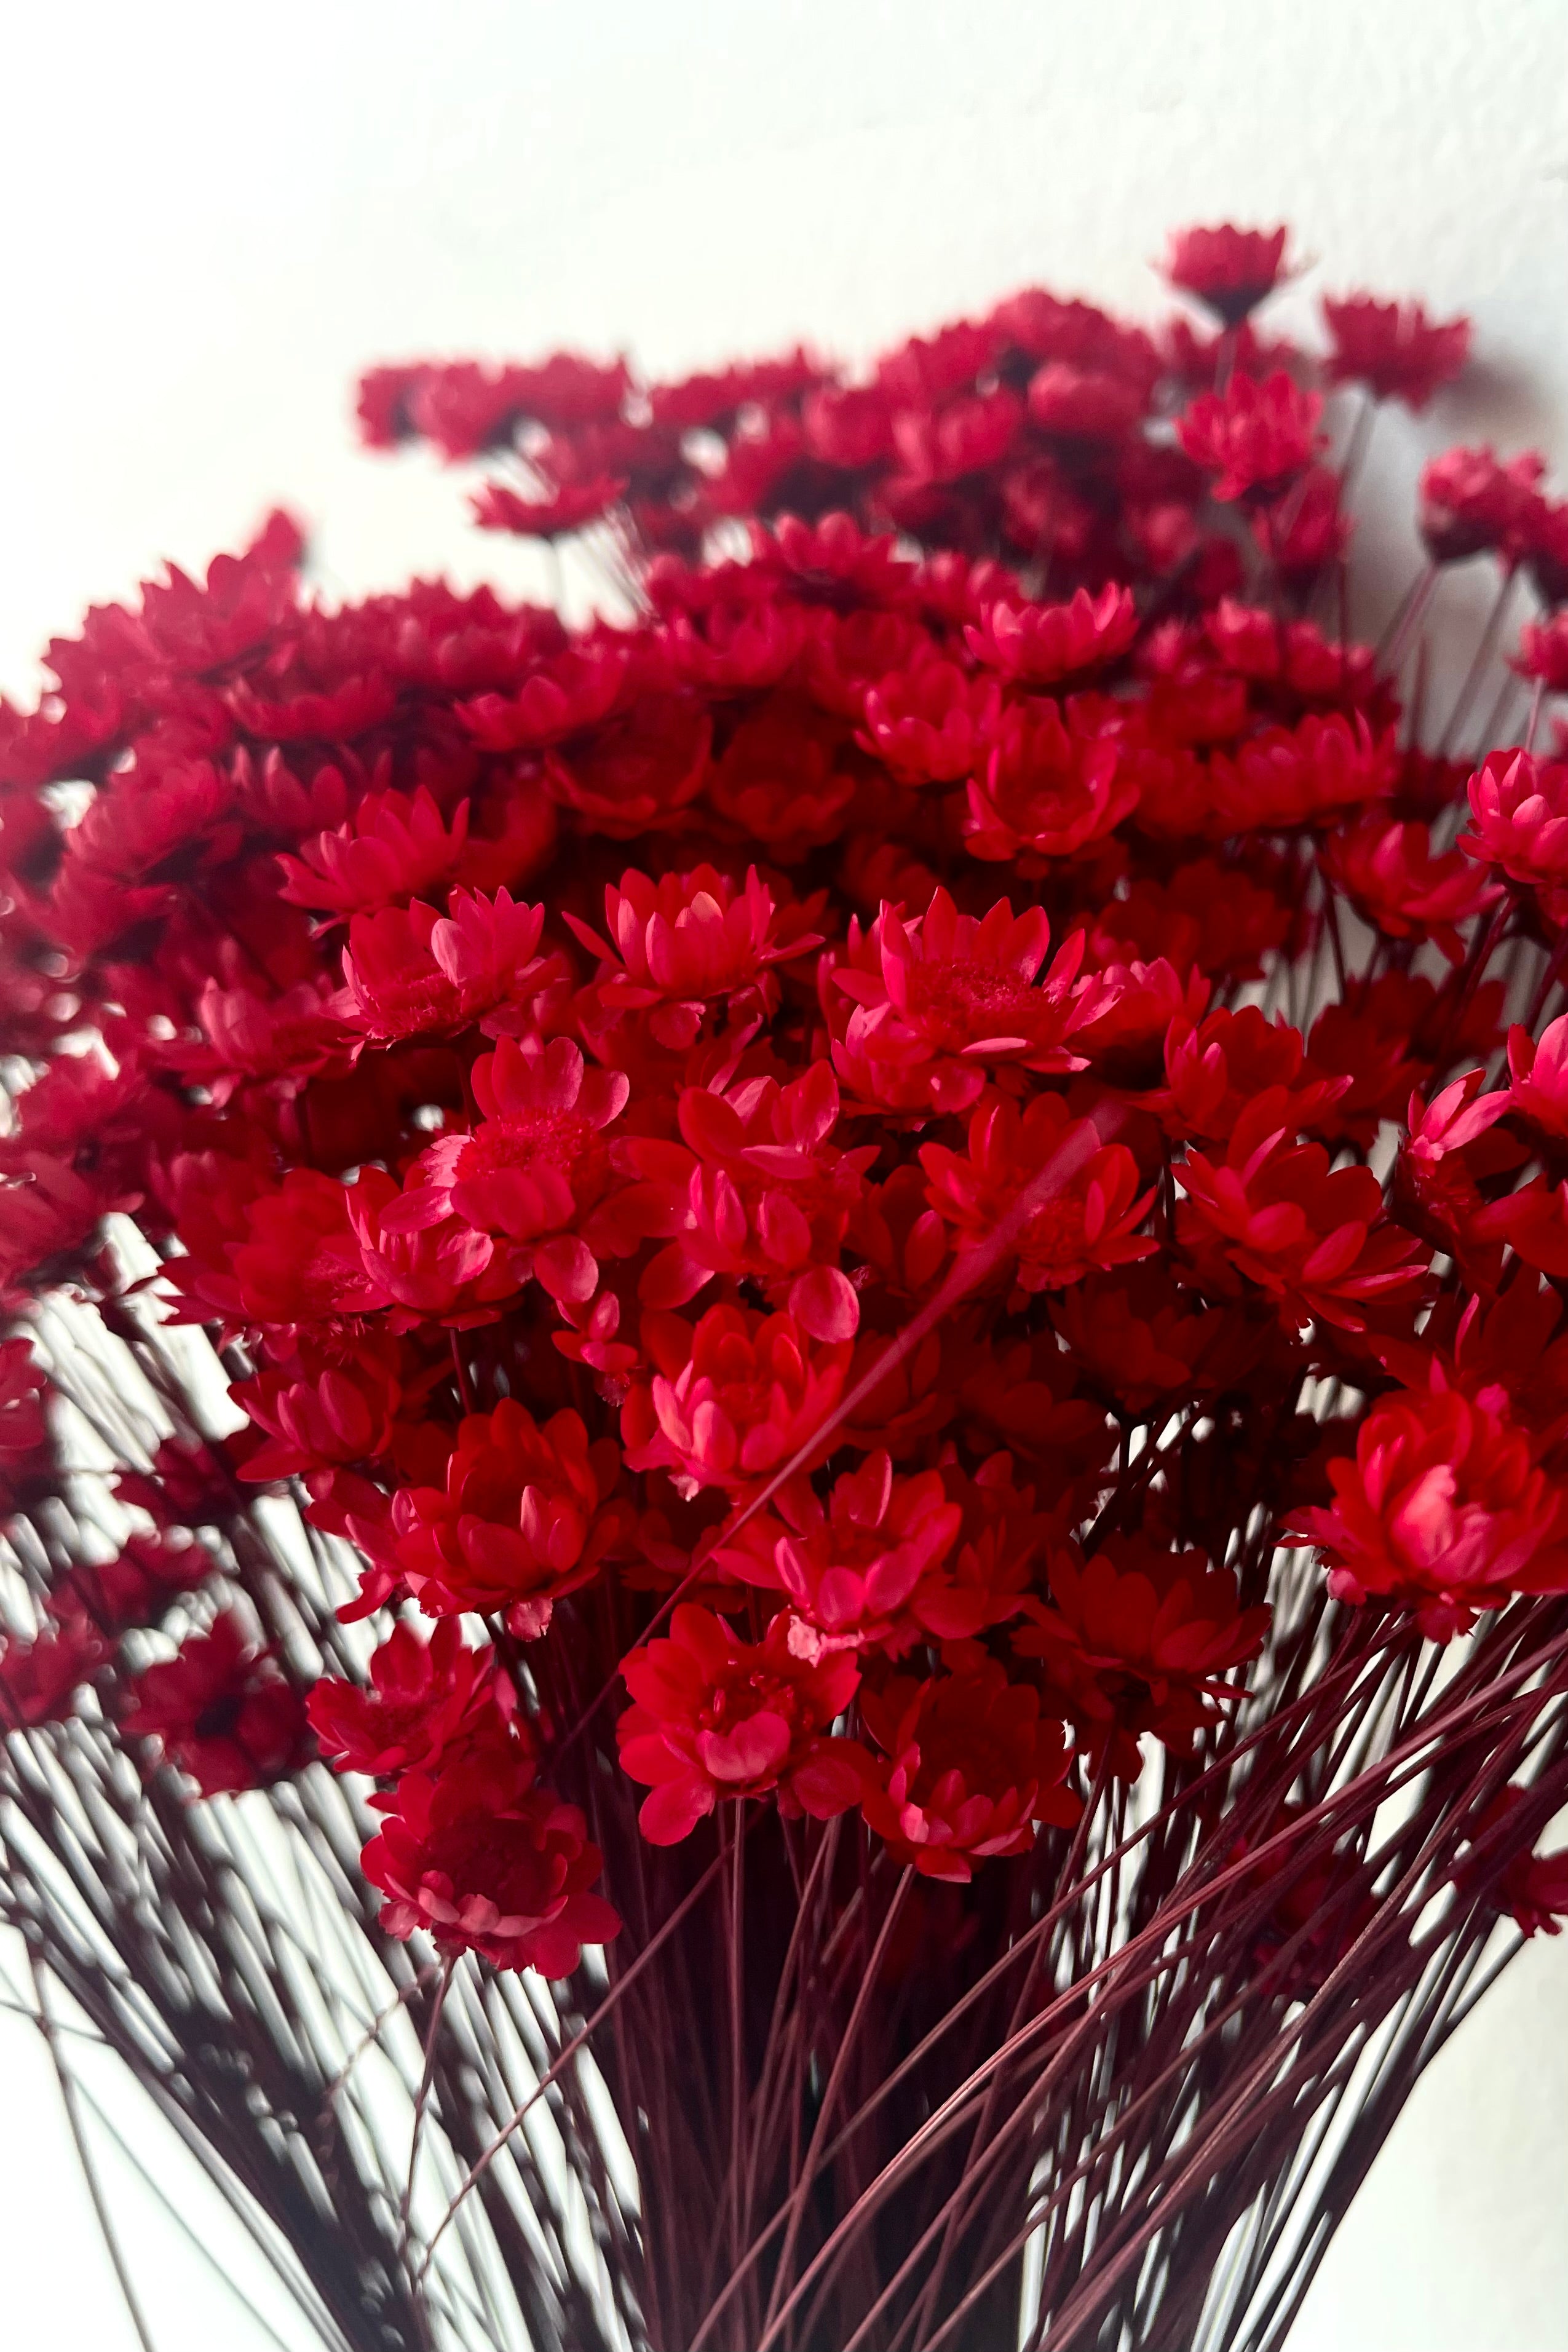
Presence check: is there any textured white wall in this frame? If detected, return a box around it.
[2,3,1567,2344]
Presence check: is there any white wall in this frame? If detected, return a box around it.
[2,4,1567,2345]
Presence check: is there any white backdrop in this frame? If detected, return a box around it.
[2,4,1567,2345]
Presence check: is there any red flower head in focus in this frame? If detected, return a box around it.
[121,1611,311,1796]
[1508,1013,1568,1142]
[340,889,561,1045]
[1289,1373,1568,1639]
[1177,373,1323,505]
[617,1602,865,1843]
[715,1449,965,1659]
[384,1036,628,1310]
[363,1730,620,1974]
[1015,1535,1270,1779]
[627,1063,873,1334]
[1322,814,1500,962]
[308,1618,507,1778]
[857,1653,1079,1880]
[391,1400,623,1636]
[1164,226,1289,327]
[919,1091,1155,1297]
[1176,1092,1429,1333]
[830,888,1096,1115]
[1462,750,1568,903]
[622,1302,852,1499]
[569,864,820,1049]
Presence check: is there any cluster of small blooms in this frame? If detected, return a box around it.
[4,224,1568,1975]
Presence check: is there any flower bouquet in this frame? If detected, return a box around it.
[3,223,1568,2351]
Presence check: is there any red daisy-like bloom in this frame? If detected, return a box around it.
[1513,612,1568,692]
[385,1037,628,1308]
[1160,1006,1345,1146]
[1289,1373,1568,1638]
[232,1343,406,1481]
[964,585,1138,686]
[1508,1013,1568,1142]
[568,863,819,1048]
[363,1735,620,1975]
[1051,1265,1265,1416]
[1176,371,1324,505]
[0,1619,109,1729]
[1322,814,1500,962]
[1015,1534,1270,1778]
[715,1450,964,1658]
[51,1535,212,1634]
[1164,225,1289,327]
[857,1654,1079,1881]
[1212,712,1396,831]
[1176,1092,1429,1333]
[622,1302,853,1499]
[341,887,560,1044]
[1322,295,1471,411]
[857,660,1000,786]
[121,1611,311,1796]
[308,1618,506,1777]
[1462,749,1568,895]
[617,1602,864,1843]
[919,1091,1155,1296]
[472,475,628,540]
[831,887,1096,1114]
[964,699,1138,866]
[390,1399,623,1634]
[279,785,470,917]
[625,1062,873,1334]
[1419,447,1546,566]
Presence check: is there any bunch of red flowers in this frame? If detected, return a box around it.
[6,222,1568,2352]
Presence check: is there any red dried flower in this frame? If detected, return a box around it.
[627,1063,871,1329]
[1419,447,1546,565]
[1165,226,1289,327]
[1462,748,1568,894]
[1322,814,1499,960]
[919,1091,1155,1295]
[1177,1093,1428,1333]
[391,1400,622,1634]
[715,1450,964,1658]
[121,1611,311,1795]
[52,1535,211,1633]
[1513,612,1568,693]
[622,1303,852,1499]
[363,1735,620,1974]
[857,1655,1079,1880]
[1290,1374,1568,1637]
[308,1618,505,1776]
[341,889,559,1043]
[386,1038,627,1303]
[617,1602,863,1843]
[0,1620,109,1729]
[857,661,999,786]
[1016,1533,1270,1775]
[830,887,1093,1114]
[568,863,818,1049]
[1322,296,1470,410]
[1177,372,1323,504]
